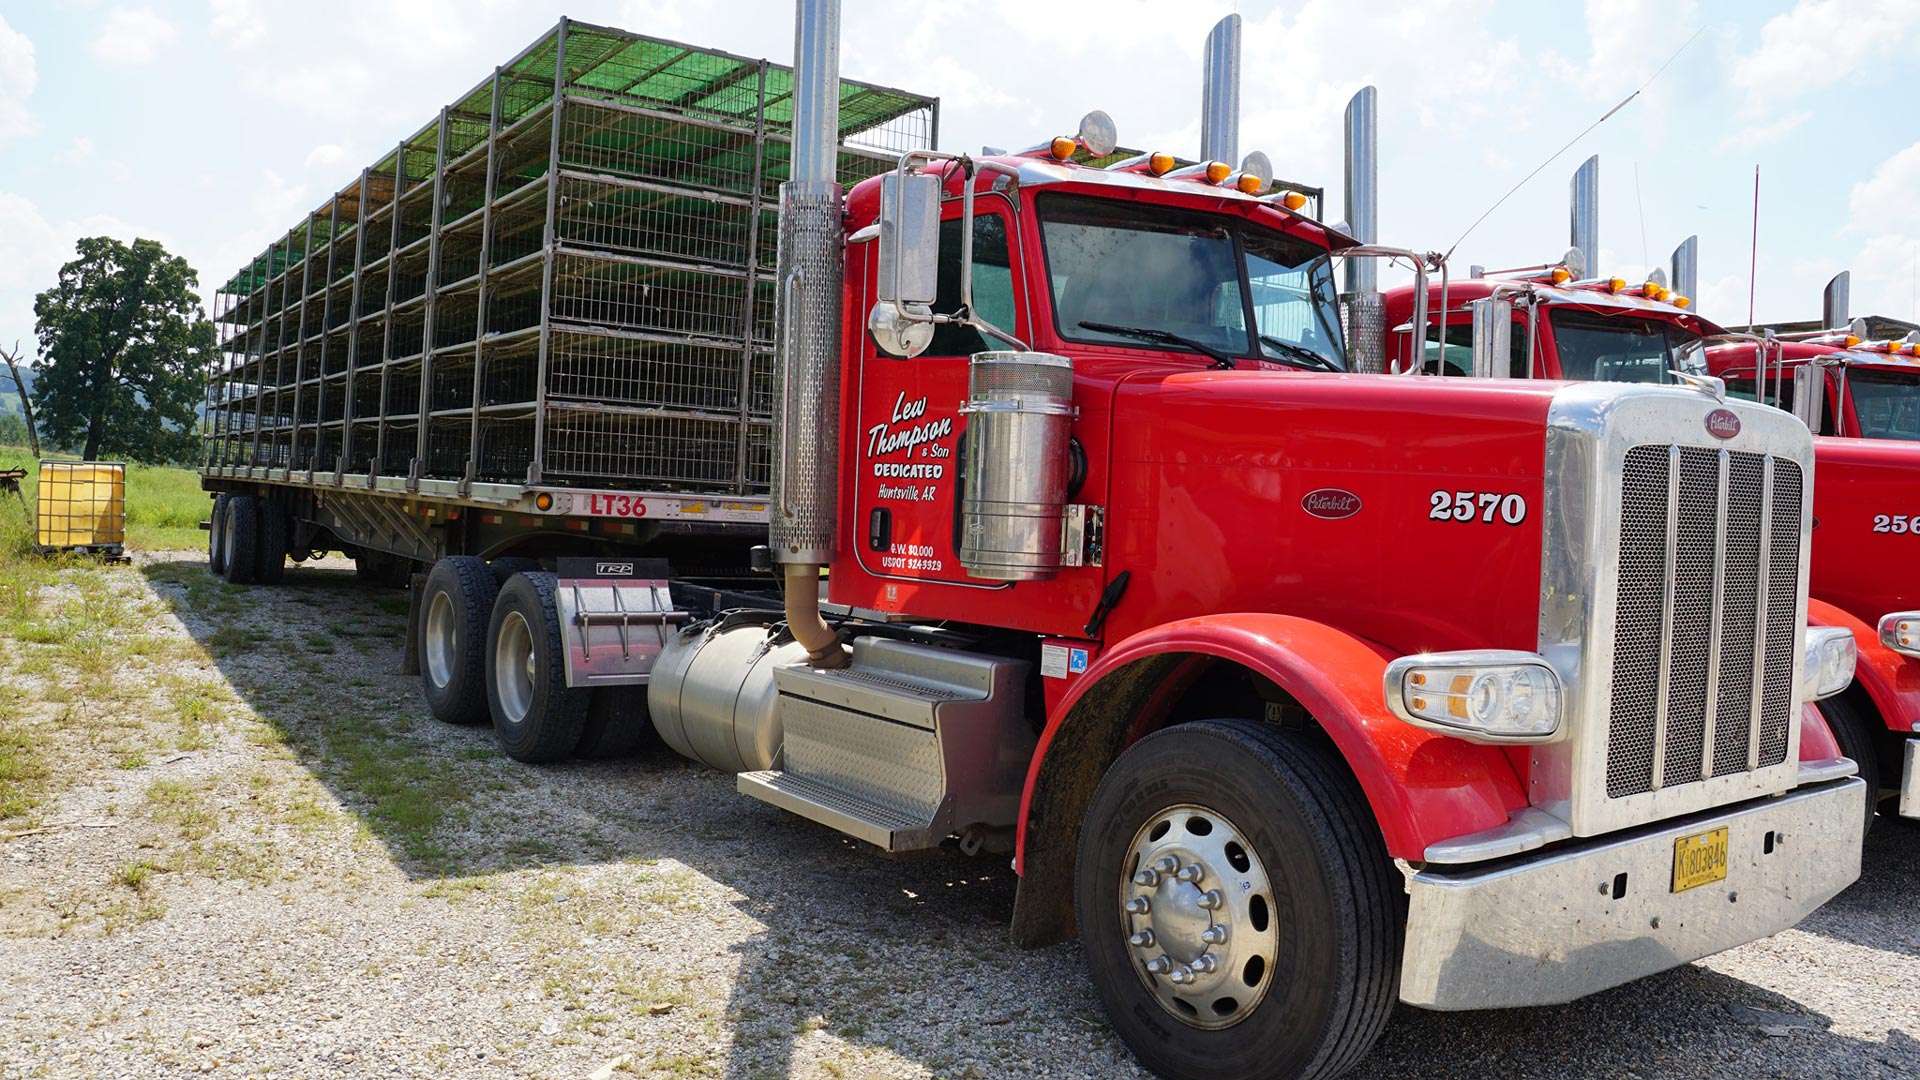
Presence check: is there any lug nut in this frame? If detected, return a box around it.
[1155,855,1180,875]
[1196,889,1223,911]
[1168,965,1195,985]
[1144,956,1172,974]
[1133,869,1159,887]
[1129,930,1156,949]
[1177,863,1204,884]
[1125,897,1151,915]
[1191,955,1218,974]
[1201,925,1229,945]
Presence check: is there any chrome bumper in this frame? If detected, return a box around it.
[1400,778,1865,1010]
[1901,739,1920,819]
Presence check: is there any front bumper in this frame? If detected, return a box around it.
[1399,777,1865,1010]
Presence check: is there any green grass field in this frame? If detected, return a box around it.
[0,447,208,554]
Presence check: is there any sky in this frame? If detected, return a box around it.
[1,0,1917,366]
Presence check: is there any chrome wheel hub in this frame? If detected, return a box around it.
[424,591,457,690]
[494,610,535,723]
[1119,804,1277,1029]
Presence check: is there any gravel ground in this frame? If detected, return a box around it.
[1,552,1918,1079]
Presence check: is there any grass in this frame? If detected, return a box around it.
[0,687,46,821]
[0,444,208,551]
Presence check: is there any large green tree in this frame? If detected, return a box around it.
[31,236,216,463]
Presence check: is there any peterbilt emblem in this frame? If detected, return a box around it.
[1301,488,1363,520]
[1705,408,1742,440]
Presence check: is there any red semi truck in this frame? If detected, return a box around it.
[202,10,1869,1079]
[1383,156,1916,829]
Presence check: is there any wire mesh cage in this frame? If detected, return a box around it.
[205,18,936,497]
[36,461,126,553]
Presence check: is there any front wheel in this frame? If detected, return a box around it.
[1821,693,1882,833]
[1074,720,1400,1080]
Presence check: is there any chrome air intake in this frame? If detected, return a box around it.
[1534,383,1813,836]
[958,351,1075,581]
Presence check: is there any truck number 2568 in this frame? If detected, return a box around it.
[1429,490,1528,525]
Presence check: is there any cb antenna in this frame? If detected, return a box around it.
[1444,25,1704,263]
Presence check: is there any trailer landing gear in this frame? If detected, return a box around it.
[1075,719,1399,1080]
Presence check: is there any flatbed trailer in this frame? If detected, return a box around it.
[201,19,934,576]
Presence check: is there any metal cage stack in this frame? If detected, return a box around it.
[203,18,935,498]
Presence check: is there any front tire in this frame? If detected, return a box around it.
[419,557,498,725]
[487,572,590,763]
[1822,693,1882,833]
[1074,720,1399,1080]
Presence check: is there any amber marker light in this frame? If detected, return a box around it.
[1606,277,1628,293]
[1235,172,1264,194]
[1049,136,1077,161]
[1148,152,1176,176]
[1671,294,1691,309]
[534,492,554,511]
[1846,335,1864,346]
[1549,266,1572,284]
[1204,160,1232,184]
[1278,190,1308,211]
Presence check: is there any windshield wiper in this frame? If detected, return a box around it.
[1079,321,1236,370]
[1258,334,1340,372]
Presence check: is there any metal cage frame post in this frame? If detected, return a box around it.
[529,17,570,487]
[289,212,316,474]
[413,106,453,489]
[371,143,406,488]
[339,167,373,480]
[463,66,505,496]
[309,195,341,481]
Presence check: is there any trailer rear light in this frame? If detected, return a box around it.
[534,492,554,512]
[1802,627,1858,702]
[1384,651,1562,744]
[1878,612,1920,659]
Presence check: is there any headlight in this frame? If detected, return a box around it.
[1384,650,1563,744]
[1878,611,1920,659]
[1801,626,1858,702]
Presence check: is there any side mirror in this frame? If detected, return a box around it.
[1470,297,1513,379]
[869,169,941,358]
[1792,364,1826,433]
[1674,338,1708,376]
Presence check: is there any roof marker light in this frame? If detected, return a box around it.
[1204,161,1232,184]
[1607,277,1628,294]
[1149,152,1176,176]
[1049,136,1077,160]
[1671,294,1691,309]
[1845,335,1864,346]
[1549,266,1572,284]
[1277,189,1308,211]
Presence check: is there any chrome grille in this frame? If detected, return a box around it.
[1607,445,1803,799]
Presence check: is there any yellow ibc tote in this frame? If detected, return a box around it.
[36,461,126,553]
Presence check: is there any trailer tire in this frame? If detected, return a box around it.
[419,557,498,726]
[1821,693,1881,833]
[255,500,288,584]
[1074,719,1399,1080]
[487,572,590,763]
[577,687,658,759]
[488,557,542,586]
[355,551,412,589]
[207,494,228,577]
[222,495,260,585]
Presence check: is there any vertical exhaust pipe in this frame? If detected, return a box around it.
[1670,235,1698,309]
[773,0,847,664]
[1199,15,1241,165]
[1569,155,1599,275]
[1341,86,1384,372]
[1823,271,1851,330]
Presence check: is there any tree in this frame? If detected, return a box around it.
[31,237,215,464]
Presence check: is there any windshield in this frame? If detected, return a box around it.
[1550,311,1696,383]
[1037,192,1345,369]
[1847,368,1920,440]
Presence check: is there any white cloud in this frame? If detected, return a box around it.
[1715,110,1810,153]
[0,192,151,362]
[0,15,37,143]
[303,143,349,172]
[1731,0,1920,112]
[90,6,181,67]
[1844,141,1920,319]
[209,0,265,49]
[56,136,97,167]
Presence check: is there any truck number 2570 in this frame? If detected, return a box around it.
[1429,490,1528,525]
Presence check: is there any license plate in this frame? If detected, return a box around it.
[1671,826,1730,893]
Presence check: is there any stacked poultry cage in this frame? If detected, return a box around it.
[205,18,936,496]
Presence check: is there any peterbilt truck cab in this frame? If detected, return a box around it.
[634,24,1868,1066]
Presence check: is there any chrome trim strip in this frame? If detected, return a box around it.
[1797,756,1859,785]
[1422,807,1574,864]
[1750,457,1773,772]
[1903,739,1920,819]
[1700,448,1728,781]
[1651,446,1680,790]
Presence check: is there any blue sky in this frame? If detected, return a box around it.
[1,0,1916,365]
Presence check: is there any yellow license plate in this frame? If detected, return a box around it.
[1671,826,1730,893]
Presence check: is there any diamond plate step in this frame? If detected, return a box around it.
[738,769,939,851]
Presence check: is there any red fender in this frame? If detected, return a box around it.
[1015,614,1529,866]
[1800,703,1842,762]
[1808,597,1920,735]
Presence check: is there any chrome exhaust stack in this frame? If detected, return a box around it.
[1200,14,1241,165]
[1569,154,1599,277]
[1671,235,1698,310]
[1341,86,1384,372]
[772,0,847,664]
[1823,270,1851,330]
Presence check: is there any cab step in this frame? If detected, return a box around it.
[735,636,1032,852]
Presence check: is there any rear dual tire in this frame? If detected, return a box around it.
[486,572,591,763]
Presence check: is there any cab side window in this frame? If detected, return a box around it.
[928,212,1018,356]
[1422,321,1527,377]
